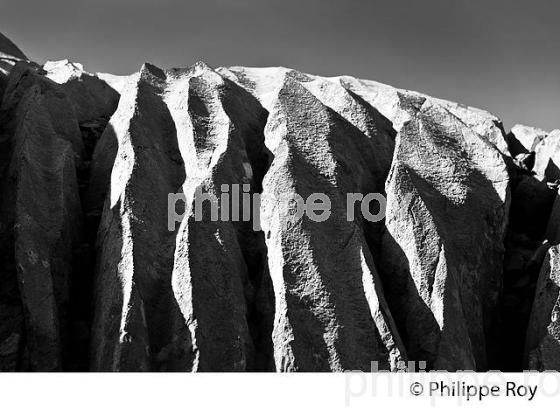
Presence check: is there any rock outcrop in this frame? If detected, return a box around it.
[1,32,559,372]
[525,242,560,371]
[0,62,84,370]
[89,62,272,371]
[508,124,560,182]
[379,99,510,371]
[0,55,120,370]
[525,194,560,371]
[260,77,405,371]
[0,33,29,101]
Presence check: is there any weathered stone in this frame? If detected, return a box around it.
[510,124,560,181]
[525,246,560,371]
[260,77,405,371]
[3,30,560,373]
[43,60,119,124]
[0,62,83,371]
[90,62,271,371]
[525,194,560,371]
[379,98,510,370]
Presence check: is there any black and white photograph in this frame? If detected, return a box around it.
[0,0,559,408]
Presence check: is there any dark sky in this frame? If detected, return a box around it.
[2,0,558,130]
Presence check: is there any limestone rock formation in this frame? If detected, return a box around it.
[1,31,560,372]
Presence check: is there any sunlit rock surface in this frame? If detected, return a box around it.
[2,32,560,372]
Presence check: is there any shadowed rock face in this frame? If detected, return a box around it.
[525,195,560,371]
[0,59,123,371]
[43,60,119,124]
[380,100,510,370]
[2,32,560,372]
[0,62,84,370]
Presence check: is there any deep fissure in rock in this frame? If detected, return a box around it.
[499,147,558,371]
[67,117,114,370]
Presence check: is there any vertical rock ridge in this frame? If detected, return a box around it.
[380,99,510,370]
[0,63,84,370]
[167,64,269,371]
[523,192,560,370]
[170,66,254,371]
[90,62,275,371]
[261,77,406,371]
[90,64,191,371]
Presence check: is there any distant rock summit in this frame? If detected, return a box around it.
[0,32,559,372]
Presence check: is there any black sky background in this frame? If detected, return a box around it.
[2,0,558,130]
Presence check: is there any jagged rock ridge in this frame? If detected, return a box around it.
[0,33,559,372]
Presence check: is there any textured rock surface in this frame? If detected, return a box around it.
[43,60,119,124]
[2,32,560,372]
[525,244,560,371]
[221,67,509,155]
[525,195,560,371]
[379,99,510,370]
[0,54,120,370]
[509,124,560,182]
[260,77,405,371]
[90,62,271,371]
[0,62,84,370]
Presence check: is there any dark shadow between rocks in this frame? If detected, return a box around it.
[544,158,560,183]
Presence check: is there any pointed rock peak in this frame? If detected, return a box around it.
[186,60,218,79]
[139,62,166,82]
[192,60,212,71]
[0,32,27,59]
[272,74,325,115]
[275,73,301,97]
[285,69,312,83]
[186,61,228,91]
[397,91,426,113]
